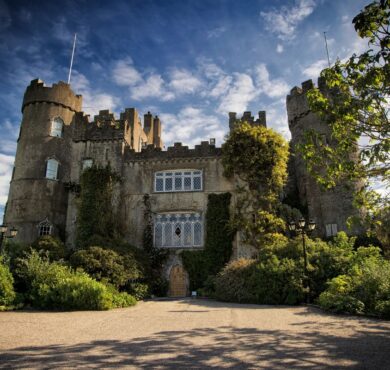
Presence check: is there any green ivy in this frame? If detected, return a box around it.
[76,165,121,248]
[182,193,234,291]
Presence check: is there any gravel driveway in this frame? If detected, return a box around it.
[0,299,389,369]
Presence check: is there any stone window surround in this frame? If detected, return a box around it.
[154,212,203,248]
[154,169,203,193]
[38,218,53,236]
[46,157,59,180]
[50,117,64,138]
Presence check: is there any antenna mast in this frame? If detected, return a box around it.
[67,33,77,84]
[323,32,331,68]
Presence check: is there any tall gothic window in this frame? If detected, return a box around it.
[154,170,202,192]
[46,158,59,180]
[38,219,52,236]
[50,117,64,138]
[154,213,203,248]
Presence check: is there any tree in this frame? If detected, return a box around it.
[300,0,389,192]
[222,121,289,250]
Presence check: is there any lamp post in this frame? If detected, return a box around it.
[288,218,316,303]
[0,224,18,254]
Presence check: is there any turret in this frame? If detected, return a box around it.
[4,79,82,243]
[228,110,267,132]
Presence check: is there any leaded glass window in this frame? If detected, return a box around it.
[154,170,203,192]
[38,219,52,236]
[50,117,63,137]
[154,213,203,248]
[46,159,59,180]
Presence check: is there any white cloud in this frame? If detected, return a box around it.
[131,74,174,102]
[217,73,257,114]
[71,71,120,116]
[302,59,328,79]
[255,64,290,98]
[207,26,226,39]
[260,0,317,40]
[276,44,284,53]
[160,106,225,147]
[169,69,203,94]
[112,59,142,86]
[0,153,14,220]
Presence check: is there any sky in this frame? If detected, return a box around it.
[0,0,371,221]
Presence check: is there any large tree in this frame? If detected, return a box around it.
[301,0,389,191]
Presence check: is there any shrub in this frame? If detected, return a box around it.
[0,257,15,307]
[31,236,67,261]
[125,282,149,300]
[318,249,390,318]
[111,292,137,308]
[15,250,136,310]
[69,246,142,289]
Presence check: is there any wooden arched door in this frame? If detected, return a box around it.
[169,265,187,297]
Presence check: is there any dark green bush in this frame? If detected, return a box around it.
[0,257,15,307]
[31,236,67,261]
[69,246,142,289]
[125,282,149,300]
[15,250,136,310]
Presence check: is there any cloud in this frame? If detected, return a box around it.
[302,59,328,79]
[260,0,317,41]
[276,44,284,53]
[207,26,226,39]
[217,73,257,114]
[159,106,225,147]
[169,69,203,94]
[255,64,290,98]
[112,59,142,86]
[131,74,174,102]
[71,71,120,116]
[0,153,14,219]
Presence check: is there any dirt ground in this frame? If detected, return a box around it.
[0,299,389,369]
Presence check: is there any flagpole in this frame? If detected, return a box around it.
[67,33,77,84]
[323,32,331,68]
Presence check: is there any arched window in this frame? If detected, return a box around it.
[50,117,63,137]
[38,219,52,236]
[46,158,59,180]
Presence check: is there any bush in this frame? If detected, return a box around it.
[15,250,136,310]
[0,257,15,307]
[111,292,137,308]
[215,257,304,305]
[69,246,142,289]
[31,236,67,261]
[125,282,149,300]
[318,248,390,318]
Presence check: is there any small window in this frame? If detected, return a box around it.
[46,158,59,180]
[38,219,52,236]
[154,170,203,192]
[82,159,93,170]
[326,223,338,237]
[50,118,64,138]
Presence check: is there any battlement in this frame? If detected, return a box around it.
[22,79,82,113]
[124,140,221,161]
[229,110,267,131]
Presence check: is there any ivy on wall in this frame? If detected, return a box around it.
[182,192,234,291]
[76,165,121,248]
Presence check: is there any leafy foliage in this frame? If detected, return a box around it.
[69,246,142,289]
[15,250,136,310]
[299,1,389,234]
[0,256,15,307]
[76,165,121,248]
[181,193,234,291]
[222,122,289,249]
[31,236,67,261]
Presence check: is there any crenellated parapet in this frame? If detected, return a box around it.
[22,79,82,113]
[229,110,266,131]
[124,141,221,162]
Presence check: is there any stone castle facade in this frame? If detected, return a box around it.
[3,78,359,295]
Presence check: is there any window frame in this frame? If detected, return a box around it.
[82,158,93,171]
[154,212,203,248]
[50,117,64,138]
[38,219,52,236]
[154,169,203,193]
[325,223,338,237]
[46,158,59,180]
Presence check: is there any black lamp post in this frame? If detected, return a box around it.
[0,224,18,254]
[288,218,316,303]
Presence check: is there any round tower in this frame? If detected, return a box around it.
[4,79,82,243]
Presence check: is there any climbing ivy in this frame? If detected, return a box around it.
[76,165,121,248]
[182,192,234,291]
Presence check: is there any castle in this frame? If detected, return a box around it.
[3,78,358,296]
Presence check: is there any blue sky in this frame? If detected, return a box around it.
[0,0,370,220]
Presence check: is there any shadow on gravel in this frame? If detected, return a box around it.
[1,315,389,369]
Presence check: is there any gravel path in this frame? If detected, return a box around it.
[0,299,389,369]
